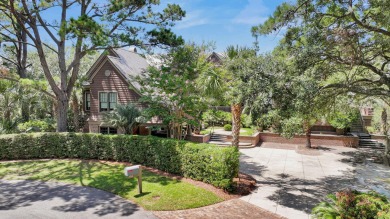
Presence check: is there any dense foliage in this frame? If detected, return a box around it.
[0,133,239,189]
[0,0,185,131]
[0,48,100,134]
[328,110,360,130]
[18,120,55,133]
[253,0,390,151]
[202,110,231,127]
[138,44,212,139]
[312,190,390,219]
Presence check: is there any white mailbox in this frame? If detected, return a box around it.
[124,165,140,178]
[124,165,143,194]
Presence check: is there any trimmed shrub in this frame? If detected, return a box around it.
[0,133,239,189]
[224,124,232,131]
[312,190,390,219]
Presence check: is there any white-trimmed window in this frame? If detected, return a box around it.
[85,92,91,111]
[99,92,117,111]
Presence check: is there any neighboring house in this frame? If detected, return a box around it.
[82,47,162,135]
[206,52,226,66]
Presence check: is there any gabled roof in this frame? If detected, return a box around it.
[214,52,227,59]
[86,48,151,92]
[206,52,227,64]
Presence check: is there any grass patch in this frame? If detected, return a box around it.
[240,128,255,136]
[0,160,222,210]
[202,126,255,136]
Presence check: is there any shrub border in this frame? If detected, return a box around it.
[0,133,239,189]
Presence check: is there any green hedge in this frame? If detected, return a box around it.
[0,133,239,189]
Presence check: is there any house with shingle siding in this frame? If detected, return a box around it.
[82,47,162,135]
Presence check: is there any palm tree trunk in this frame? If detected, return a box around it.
[231,103,242,147]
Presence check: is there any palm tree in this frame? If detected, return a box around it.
[102,103,143,134]
[196,67,224,99]
[195,61,225,134]
[225,46,256,147]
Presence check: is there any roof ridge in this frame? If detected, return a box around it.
[115,47,138,54]
[107,55,121,60]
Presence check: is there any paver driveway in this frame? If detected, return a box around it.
[239,144,358,219]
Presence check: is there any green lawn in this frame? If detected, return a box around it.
[0,160,222,211]
[201,126,255,136]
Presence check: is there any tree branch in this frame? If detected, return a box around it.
[349,4,390,37]
[0,74,56,100]
[31,0,60,45]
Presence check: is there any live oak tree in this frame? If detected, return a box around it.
[238,51,325,148]
[0,0,185,132]
[279,69,325,148]
[252,0,390,151]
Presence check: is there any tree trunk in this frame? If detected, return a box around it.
[171,123,181,140]
[306,129,312,148]
[18,30,29,122]
[56,94,69,132]
[231,103,242,147]
[304,121,312,148]
[52,101,58,119]
[382,108,389,154]
[71,92,79,132]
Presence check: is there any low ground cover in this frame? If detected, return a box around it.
[312,190,390,219]
[0,160,222,210]
[200,126,255,136]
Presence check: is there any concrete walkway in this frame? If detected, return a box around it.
[239,144,358,219]
[0,180,156,219]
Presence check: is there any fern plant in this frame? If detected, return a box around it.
[312,190,390,219]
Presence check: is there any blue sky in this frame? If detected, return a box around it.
[26,0,287,54]
[164,0,287,53]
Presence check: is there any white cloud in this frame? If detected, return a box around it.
[233,0,269,25]
[174,10,208,29]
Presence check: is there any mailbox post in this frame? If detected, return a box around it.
[124,165,142,194]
